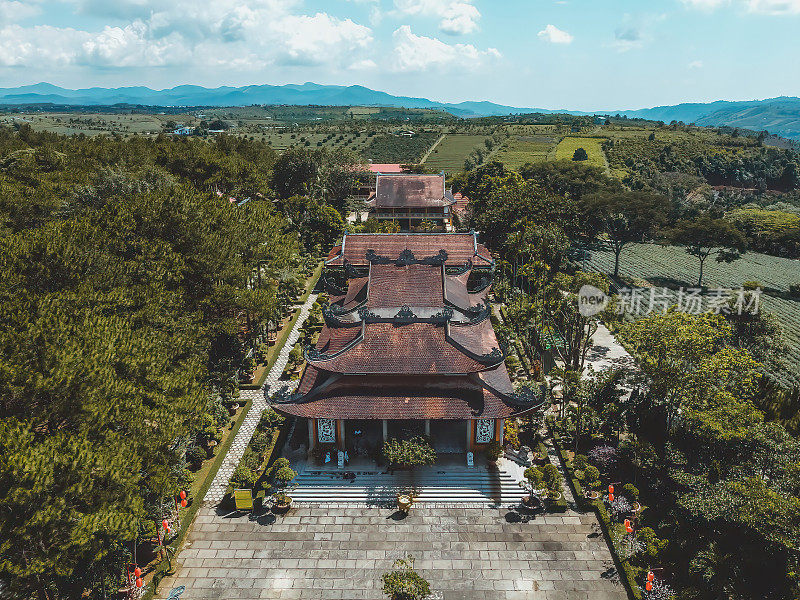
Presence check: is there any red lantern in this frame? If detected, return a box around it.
[645,581,653,592]
[135,578,143,588]
[608,493,614,502]
[179,490,186,500]
[647,571,654,582]
[608,485,614,494]
[181,499,187,508]
[134,567,141,578]
[162,519,169,530]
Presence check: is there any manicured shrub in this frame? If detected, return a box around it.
[622,483,640,502]
[583,465,601,490]
[542,463,562,495]
[573,454,589,473]
[230,463,258,489]
[383,437,437,469]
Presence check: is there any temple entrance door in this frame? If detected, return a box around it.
[429,420,467,454]
[387,420,424,441]
[346,420,382,458]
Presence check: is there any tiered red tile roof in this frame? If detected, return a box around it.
[274,229,537,421]
[326,232,492,267]
[366,264,443,308]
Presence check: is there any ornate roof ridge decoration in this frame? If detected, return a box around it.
[322,275,348,297]
[396,248,416,266]
[430,307,454,323]
[505,381,549,409]
[446,259,473,276]
[419,249,448,266]
[354,305,454,325]
[365,249,393,264]
[341,259,362,278]
[322,304,365,325]
[469,274,492,294]
[357,306,380,321]
[365,248,449,267]
[393,305,416,323]
[478,347,504,364]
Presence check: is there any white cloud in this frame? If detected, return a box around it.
[0,1,374,71]
[0,0,40,24]
[391,25,499,71]
[688,59,704,68]
[537,24,573,44]
[392,0,481,35]
[349,58,378,70]
[746,0,800,13]
[680,0,730,9]
[682,0,800,11]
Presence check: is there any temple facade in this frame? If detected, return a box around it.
[273,230,544,459]
[366,173,457,231]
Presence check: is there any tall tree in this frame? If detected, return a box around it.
[670,216,747,286]
[582,190,671,277]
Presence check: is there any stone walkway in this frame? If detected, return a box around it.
[157,504,627,600]
[203,294,318,506]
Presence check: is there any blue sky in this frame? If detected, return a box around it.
[0,0,797,110]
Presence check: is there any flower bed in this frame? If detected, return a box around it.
[549,420,671,600]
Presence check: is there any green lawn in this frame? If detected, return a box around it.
[554,136,608,169]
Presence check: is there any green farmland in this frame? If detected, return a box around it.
[585,243,800,386]
[422,134,487,172]
[493,134,559,169]
[554,136,608,170]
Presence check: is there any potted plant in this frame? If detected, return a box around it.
[397,492,413,513]
[623,483,641,513]
[485,441,503,464]
[271,459,297,512]
[583,465,601,501]
[542,463,563,504]
[518,466,545,507]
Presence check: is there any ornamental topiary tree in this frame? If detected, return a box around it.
[381,556,430,600]
[583,465,601,491]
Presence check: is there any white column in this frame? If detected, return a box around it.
[424,419,431,437]
[382,419,388,442]
[496,419,504,445]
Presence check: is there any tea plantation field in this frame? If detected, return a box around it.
[585,243,800,386]
[423,134,487,172]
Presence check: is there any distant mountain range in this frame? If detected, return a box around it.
[1,82,799,139]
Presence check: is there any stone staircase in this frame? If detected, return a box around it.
[289,467,526,504]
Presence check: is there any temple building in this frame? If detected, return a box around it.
[366,173,458,231]
[273,231,544,458]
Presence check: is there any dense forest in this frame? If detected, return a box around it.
[0,126,364,598]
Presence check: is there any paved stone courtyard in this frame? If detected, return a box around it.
[157,504,626,600]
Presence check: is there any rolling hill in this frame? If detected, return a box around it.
[0,83,799,139]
